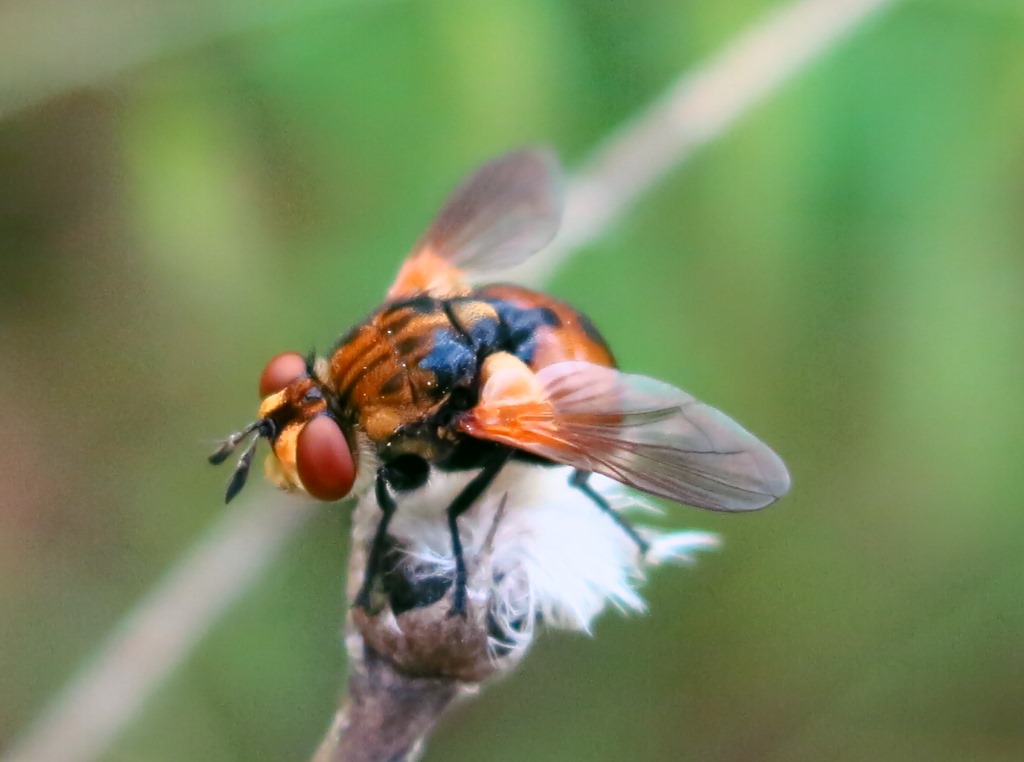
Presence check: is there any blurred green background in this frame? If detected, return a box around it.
[2,0,1023,760]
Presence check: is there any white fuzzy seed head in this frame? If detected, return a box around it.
[348,462,718,675]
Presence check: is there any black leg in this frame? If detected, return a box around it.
[354,469,398,610]
[446,448,514,617]
[570,470,650,555]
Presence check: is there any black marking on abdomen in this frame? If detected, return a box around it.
[576,310,609,347]
[420,327,476,394]
[488,299,563,365]
[534,306,561,328]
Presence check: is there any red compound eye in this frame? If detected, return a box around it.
[296,415,355,502]
[259,351,307,397]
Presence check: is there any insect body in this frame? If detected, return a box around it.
[329,288,613,465]
[211,149,791,615]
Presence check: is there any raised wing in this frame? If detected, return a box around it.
[387,148,564,300]
[459,356,790,511]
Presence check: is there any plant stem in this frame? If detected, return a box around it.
[313,644,460,762]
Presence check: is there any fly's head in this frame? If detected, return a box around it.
[210,352,356,503]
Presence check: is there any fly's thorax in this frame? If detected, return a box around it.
[326,298,496,453]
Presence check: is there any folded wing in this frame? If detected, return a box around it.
[460,358,790,511]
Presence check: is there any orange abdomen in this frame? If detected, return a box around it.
[476,284,616,370]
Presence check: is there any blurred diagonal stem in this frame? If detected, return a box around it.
[509,0,896,286]
[1,1,896,761]
[3,496,316,762]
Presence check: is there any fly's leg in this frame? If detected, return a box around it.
[354,469,398,610]
[446,448,513,617]
[570,470,650,556]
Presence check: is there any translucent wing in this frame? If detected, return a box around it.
[388,148,563,300]
[460,358,790,511]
